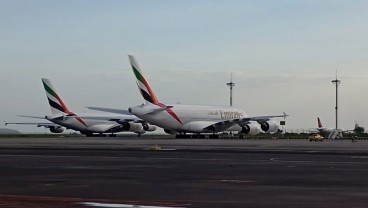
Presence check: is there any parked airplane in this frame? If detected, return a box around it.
[6,78,156,136]
[317,117,364,139]
[125,55,287,138]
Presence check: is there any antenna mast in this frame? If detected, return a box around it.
[227,73,235,106]
[331,71,341,130]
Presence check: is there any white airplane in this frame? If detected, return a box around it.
[316,117,364,139]
[5,78,156,136]
[125,55,288,138]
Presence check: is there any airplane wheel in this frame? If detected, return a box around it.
[209,135,219,139]
[198,134,205,139]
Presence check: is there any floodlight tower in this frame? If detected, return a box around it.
[331,74,341,130]
[227,73,235,106]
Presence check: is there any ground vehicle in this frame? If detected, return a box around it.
[309,133,324,142]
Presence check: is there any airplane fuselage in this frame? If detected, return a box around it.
[46,113,139,134]
[317,127,343,139]
[129,103,247,133]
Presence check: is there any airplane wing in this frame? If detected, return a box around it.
[204,120,240,132]
[71,115,144,123]
[87,123,130,133]
[5,122,61,128]
[108,118,145,123]
[203,112,289,132]
[87,107,132,115]
[339,129,362,134]
[104,123,125,133]
[236,112,288,125]
[340,129,355,133]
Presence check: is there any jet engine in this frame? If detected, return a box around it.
[240,123,260,135]
[259,121,279,133]
[143,124,157,132]
[49,126,65,133]
[122,122,144,132]
[164,129,176,135]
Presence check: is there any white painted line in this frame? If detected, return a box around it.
[220,179,256,183]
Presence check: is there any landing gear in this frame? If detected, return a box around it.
[192,134,205,139]
[175,133,217,139]
[176,134,189,139]
[176,132,190,139]
[85,133,110,137]
[209,134,219,139]
[85,133,94,137]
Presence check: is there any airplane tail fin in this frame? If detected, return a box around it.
[41,78,72,115]
[354,122,365,134]
[317,117,323,128]
[128,55,160,104]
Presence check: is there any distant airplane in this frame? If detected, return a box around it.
[125,55,287,138]
[316,117,364,139]
[6,78,156,136]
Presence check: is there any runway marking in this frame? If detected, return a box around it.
[270,157,368,165]
[220,179,256,184]
[0,154,237,163]
[0,194,190,208]
[349,156,368,159]
[81,202,186,208]
[0,154,138,160]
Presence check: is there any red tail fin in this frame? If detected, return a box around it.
[317,117,323,128]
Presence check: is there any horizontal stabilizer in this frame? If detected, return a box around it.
[108,118,143,123]
[17,115,45,119]
[144,106,173,115]
[87,107,132,115]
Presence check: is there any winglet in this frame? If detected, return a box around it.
[128,55,159,104]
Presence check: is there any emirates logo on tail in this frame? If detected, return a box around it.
[42,78,87,126]
[128,55,183,125]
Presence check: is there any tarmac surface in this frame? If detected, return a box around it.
[0,137,368,207]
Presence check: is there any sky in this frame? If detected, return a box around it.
[1,0,368,133]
